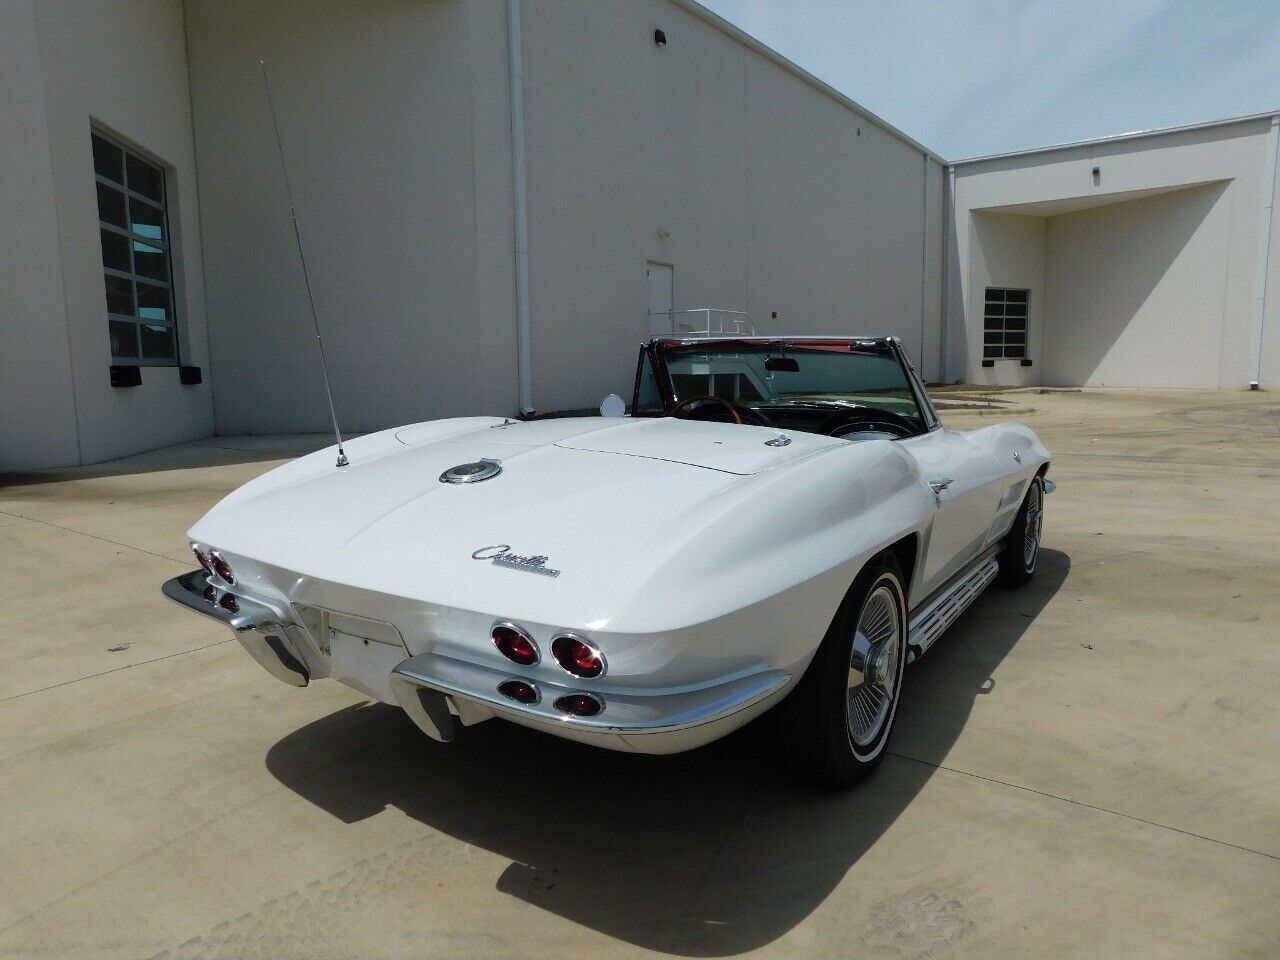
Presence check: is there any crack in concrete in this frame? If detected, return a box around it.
[0,510,192,567]
[888,752,1280,864]
[0,639,232,707]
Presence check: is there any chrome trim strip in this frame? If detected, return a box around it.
[907,543,1001,620]
[906,547,1001,662]
[388,650,790,742]
[887,335,944,431]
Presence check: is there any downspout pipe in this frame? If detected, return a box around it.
[507,0,534,414]
[1250,114,1279,389]
[940,164,955,384]
[919,152,929,373]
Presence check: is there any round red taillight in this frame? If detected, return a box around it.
[551,635,605,678]
[218,593,239,614]
[554,693,603,717]
[492,623,538,666]
[209,552,235,585]
[192,545,213,573]
[497,679,539,705]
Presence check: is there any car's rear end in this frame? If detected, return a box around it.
[167,546,798,754]
[165,415,898,753]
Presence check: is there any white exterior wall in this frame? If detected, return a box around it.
[186,0,944,432]
[0,0,212,472]
[6,2,1276,473]
[185,0,519,435]
[0,1,79,471]
[522,0,945,411]
[1043,183,1233,388]
[952,117,1280,389]
[4,0,945,465]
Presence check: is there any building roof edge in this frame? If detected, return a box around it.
[953,109,1280,166]
[668,0,947,164]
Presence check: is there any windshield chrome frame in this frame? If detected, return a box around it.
[885,337,942,432]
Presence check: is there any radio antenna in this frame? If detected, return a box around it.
[259,59,349,468]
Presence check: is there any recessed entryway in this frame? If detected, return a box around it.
[965,180,1234,388]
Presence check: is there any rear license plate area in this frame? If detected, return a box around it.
[298,607,408,705]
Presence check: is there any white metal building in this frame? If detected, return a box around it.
[948,113,1280,390]
[0,0,946,472]
[2,1,1276,474]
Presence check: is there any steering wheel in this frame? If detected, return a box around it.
[827,408,918,440]
[669,395,743,425]
[668,396,778,428]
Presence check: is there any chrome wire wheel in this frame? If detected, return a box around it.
[847,583,902,748]
[1023,480,1044,570]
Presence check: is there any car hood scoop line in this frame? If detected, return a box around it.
[555,417,842,475]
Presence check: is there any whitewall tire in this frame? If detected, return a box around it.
[774,552,908,787]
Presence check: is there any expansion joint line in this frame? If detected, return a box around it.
[888,752,1280,863]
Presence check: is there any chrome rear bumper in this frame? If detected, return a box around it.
[162,570,309,686]
[389,652,791,753]
[163,569,791,754]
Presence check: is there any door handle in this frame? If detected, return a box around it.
[929,478,953,494]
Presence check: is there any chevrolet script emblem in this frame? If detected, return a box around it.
[472,545,561,578]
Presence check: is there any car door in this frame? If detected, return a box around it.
[899,428,1006,598]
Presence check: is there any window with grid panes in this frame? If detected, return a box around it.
[983,288,1028,360]
[92,129,178,365]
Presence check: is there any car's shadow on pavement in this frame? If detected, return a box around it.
[265,549,1069,956]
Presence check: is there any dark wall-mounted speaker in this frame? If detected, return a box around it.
[179,365,203,385]
[110,365,142,387]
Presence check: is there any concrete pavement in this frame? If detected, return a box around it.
[0,392,1277,959]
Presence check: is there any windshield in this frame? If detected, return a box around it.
[662,341,929,434]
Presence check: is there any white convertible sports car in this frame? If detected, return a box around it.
[165,335,1051,786]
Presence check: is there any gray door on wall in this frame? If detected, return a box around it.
[647,261,673,338]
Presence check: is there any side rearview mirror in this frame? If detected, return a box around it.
[599,393,626,418]
[765,356,800,373]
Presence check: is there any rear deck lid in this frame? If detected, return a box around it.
[555,417,842,475]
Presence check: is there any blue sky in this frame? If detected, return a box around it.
[698,0,1280,159]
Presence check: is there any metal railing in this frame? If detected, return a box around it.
[650,308,758,338]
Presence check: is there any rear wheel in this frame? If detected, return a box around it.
[998,476,1044,587]
[774,553,908,787]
